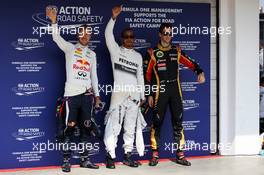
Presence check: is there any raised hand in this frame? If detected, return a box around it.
[112,5,122,20]
[95,96,102,109]
[46,6,57,24]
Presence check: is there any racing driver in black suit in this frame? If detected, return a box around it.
[144,23,206,167]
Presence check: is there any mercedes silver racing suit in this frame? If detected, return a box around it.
[103,18,146,159]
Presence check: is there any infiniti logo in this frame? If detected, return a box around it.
[78,71,87,77]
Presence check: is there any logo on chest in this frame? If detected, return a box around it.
[114,58,138,76]
[156,51,164,58]
[157,62,167,71]
[156,58,166,71]
[170,57,177,61]
[74,48,83,57]
[118,58,138,68]
[73,58,90,72]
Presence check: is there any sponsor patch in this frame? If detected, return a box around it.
[74,54,82,58]
[114,63,137,75]
[157,63,166,67]
[158,67,167,71]
[156,51,164,58]
[157,59,166,63]
[76,59,90,66]
[76,48,82,52]
[75,51,82,55]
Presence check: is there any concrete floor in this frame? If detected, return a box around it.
[1,156,264,175]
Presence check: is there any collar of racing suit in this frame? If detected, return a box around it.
[157,42,172,51]
[76,42,88,48]
[121,46,134,52]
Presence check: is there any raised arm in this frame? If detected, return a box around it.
[105,6,122,55]
[46,6,72,52]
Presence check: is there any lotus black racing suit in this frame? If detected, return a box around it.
[143,43,203,152]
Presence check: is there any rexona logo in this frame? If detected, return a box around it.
[12,83,45,96]
[12,128,45,141]
[183,100,200,110]
[12,38,45,51]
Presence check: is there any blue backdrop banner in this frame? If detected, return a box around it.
[0,0,210,169]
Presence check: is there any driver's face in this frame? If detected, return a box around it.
[78,27,91,46]
[159,27,172,44]
[122,30,135,49]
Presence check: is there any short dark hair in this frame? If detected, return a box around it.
[159,23,172,33]
[121,27,134,38]
[79,24,89,30]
